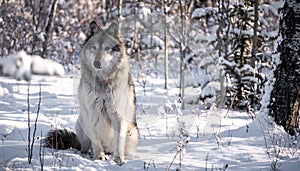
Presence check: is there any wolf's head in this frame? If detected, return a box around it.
[81,21,122,70]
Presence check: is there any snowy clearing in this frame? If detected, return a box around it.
[0,73,299,171]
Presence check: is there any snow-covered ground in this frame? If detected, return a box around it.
[0,71,299,171]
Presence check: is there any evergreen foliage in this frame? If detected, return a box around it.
[206,0,281,110]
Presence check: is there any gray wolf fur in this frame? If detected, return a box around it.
[44,21,139,165]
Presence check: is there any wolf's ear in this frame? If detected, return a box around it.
[106,22,118,36]
[89,20,101,35]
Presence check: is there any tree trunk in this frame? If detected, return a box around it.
[42,0,58,58]
[268,0,300,135]
[251,0,258,68]
[164,1,169,89]
[178,0,194,110]
[179,0,186,110]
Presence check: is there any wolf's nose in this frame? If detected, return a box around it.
[112,45,120,52]
[94,61,101,69]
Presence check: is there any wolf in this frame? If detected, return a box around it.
[44,21,139,165]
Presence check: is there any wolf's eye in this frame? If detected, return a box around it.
[104,46,111,51]
[91,46,97,51]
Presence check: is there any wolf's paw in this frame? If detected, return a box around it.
[113,156,125,166]
[94,152,109,160]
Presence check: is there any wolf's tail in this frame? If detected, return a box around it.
[43,129,81,150]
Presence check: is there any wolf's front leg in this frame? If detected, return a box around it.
[113,116,128,165]
[92,142,109,160]
[76,120,91,153]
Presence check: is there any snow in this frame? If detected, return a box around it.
[0,51,65,82]
[0,4,299,169]
[192,7,216,19]
[0,69,299,171]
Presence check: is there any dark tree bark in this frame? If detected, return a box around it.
[42,0,58,58]
[164,1,169,89]
[268,0,300,135]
